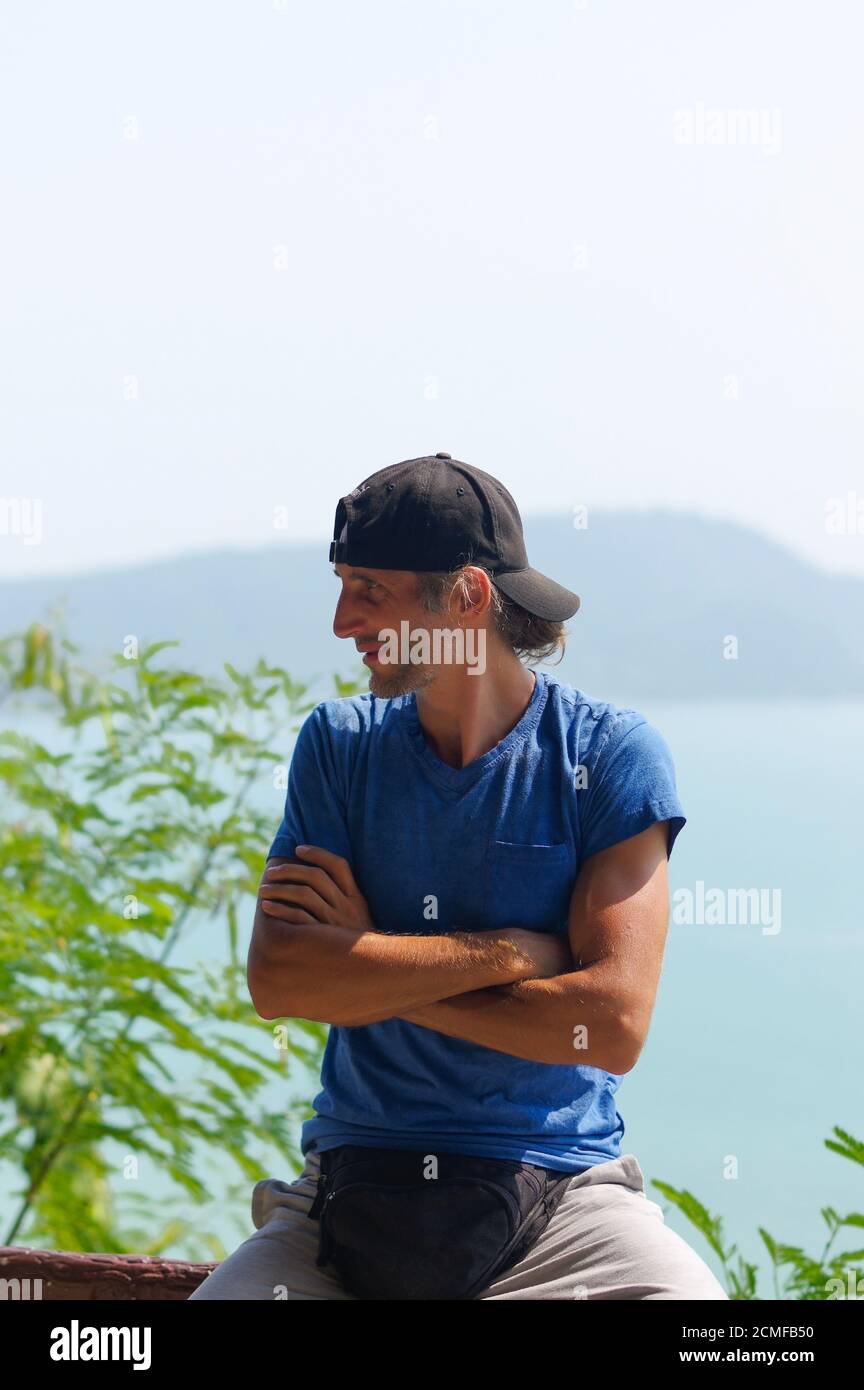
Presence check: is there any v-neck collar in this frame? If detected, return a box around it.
[400,669,548,792]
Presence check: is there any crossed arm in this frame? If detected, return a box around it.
[247,823,671,1071]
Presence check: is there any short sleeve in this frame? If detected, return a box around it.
[267,704,355,864]
[579,716,686,862]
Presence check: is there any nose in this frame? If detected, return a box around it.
[332,585,366,640]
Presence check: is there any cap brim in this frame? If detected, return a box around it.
[492,567,581,622]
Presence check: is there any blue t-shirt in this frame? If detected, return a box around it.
[266,668,686,1173]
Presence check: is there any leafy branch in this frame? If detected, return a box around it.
[0,621,364,1255]
[651,1125,864,1299]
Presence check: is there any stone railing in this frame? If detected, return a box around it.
[0,1246,216,1301]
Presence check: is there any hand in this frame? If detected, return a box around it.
[259,845,375,934]
[507,928,574,980]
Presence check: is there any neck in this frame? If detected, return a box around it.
[414,650,537,769]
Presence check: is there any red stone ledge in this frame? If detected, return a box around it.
[0,1246,217,1301]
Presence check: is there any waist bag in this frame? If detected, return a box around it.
[307,1143,573,1300]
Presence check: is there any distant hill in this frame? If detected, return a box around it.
[2,511,862,702]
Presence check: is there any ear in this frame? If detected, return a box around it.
[459,566,494,617]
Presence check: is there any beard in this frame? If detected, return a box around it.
[367,660,437,698]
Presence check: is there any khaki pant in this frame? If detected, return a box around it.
[188,1148,729,1301]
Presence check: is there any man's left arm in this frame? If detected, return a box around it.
[358,821,672,1069]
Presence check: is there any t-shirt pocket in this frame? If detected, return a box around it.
[484,839,574,933]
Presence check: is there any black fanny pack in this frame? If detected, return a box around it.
[307,1143,573,1300]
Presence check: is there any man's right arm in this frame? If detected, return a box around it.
[247,858,570,1024]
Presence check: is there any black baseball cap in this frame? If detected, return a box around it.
[328,452,580,622]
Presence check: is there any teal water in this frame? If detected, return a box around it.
[622,697,863,1297]
[2,697,861,1297]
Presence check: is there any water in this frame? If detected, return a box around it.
[2,695,861,1297]
[623,698,863,1296]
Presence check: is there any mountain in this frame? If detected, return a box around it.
[2,511,862,701]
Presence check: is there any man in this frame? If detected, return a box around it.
[189,452,727,1301]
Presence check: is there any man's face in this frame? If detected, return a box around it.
[331,563,441,697]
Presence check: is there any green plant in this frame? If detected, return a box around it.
[0,622,364,1258]
[651,1125,864,1299]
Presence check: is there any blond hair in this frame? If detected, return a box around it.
[413,566,567,666]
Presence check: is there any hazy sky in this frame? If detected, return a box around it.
[2,0,862,579]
